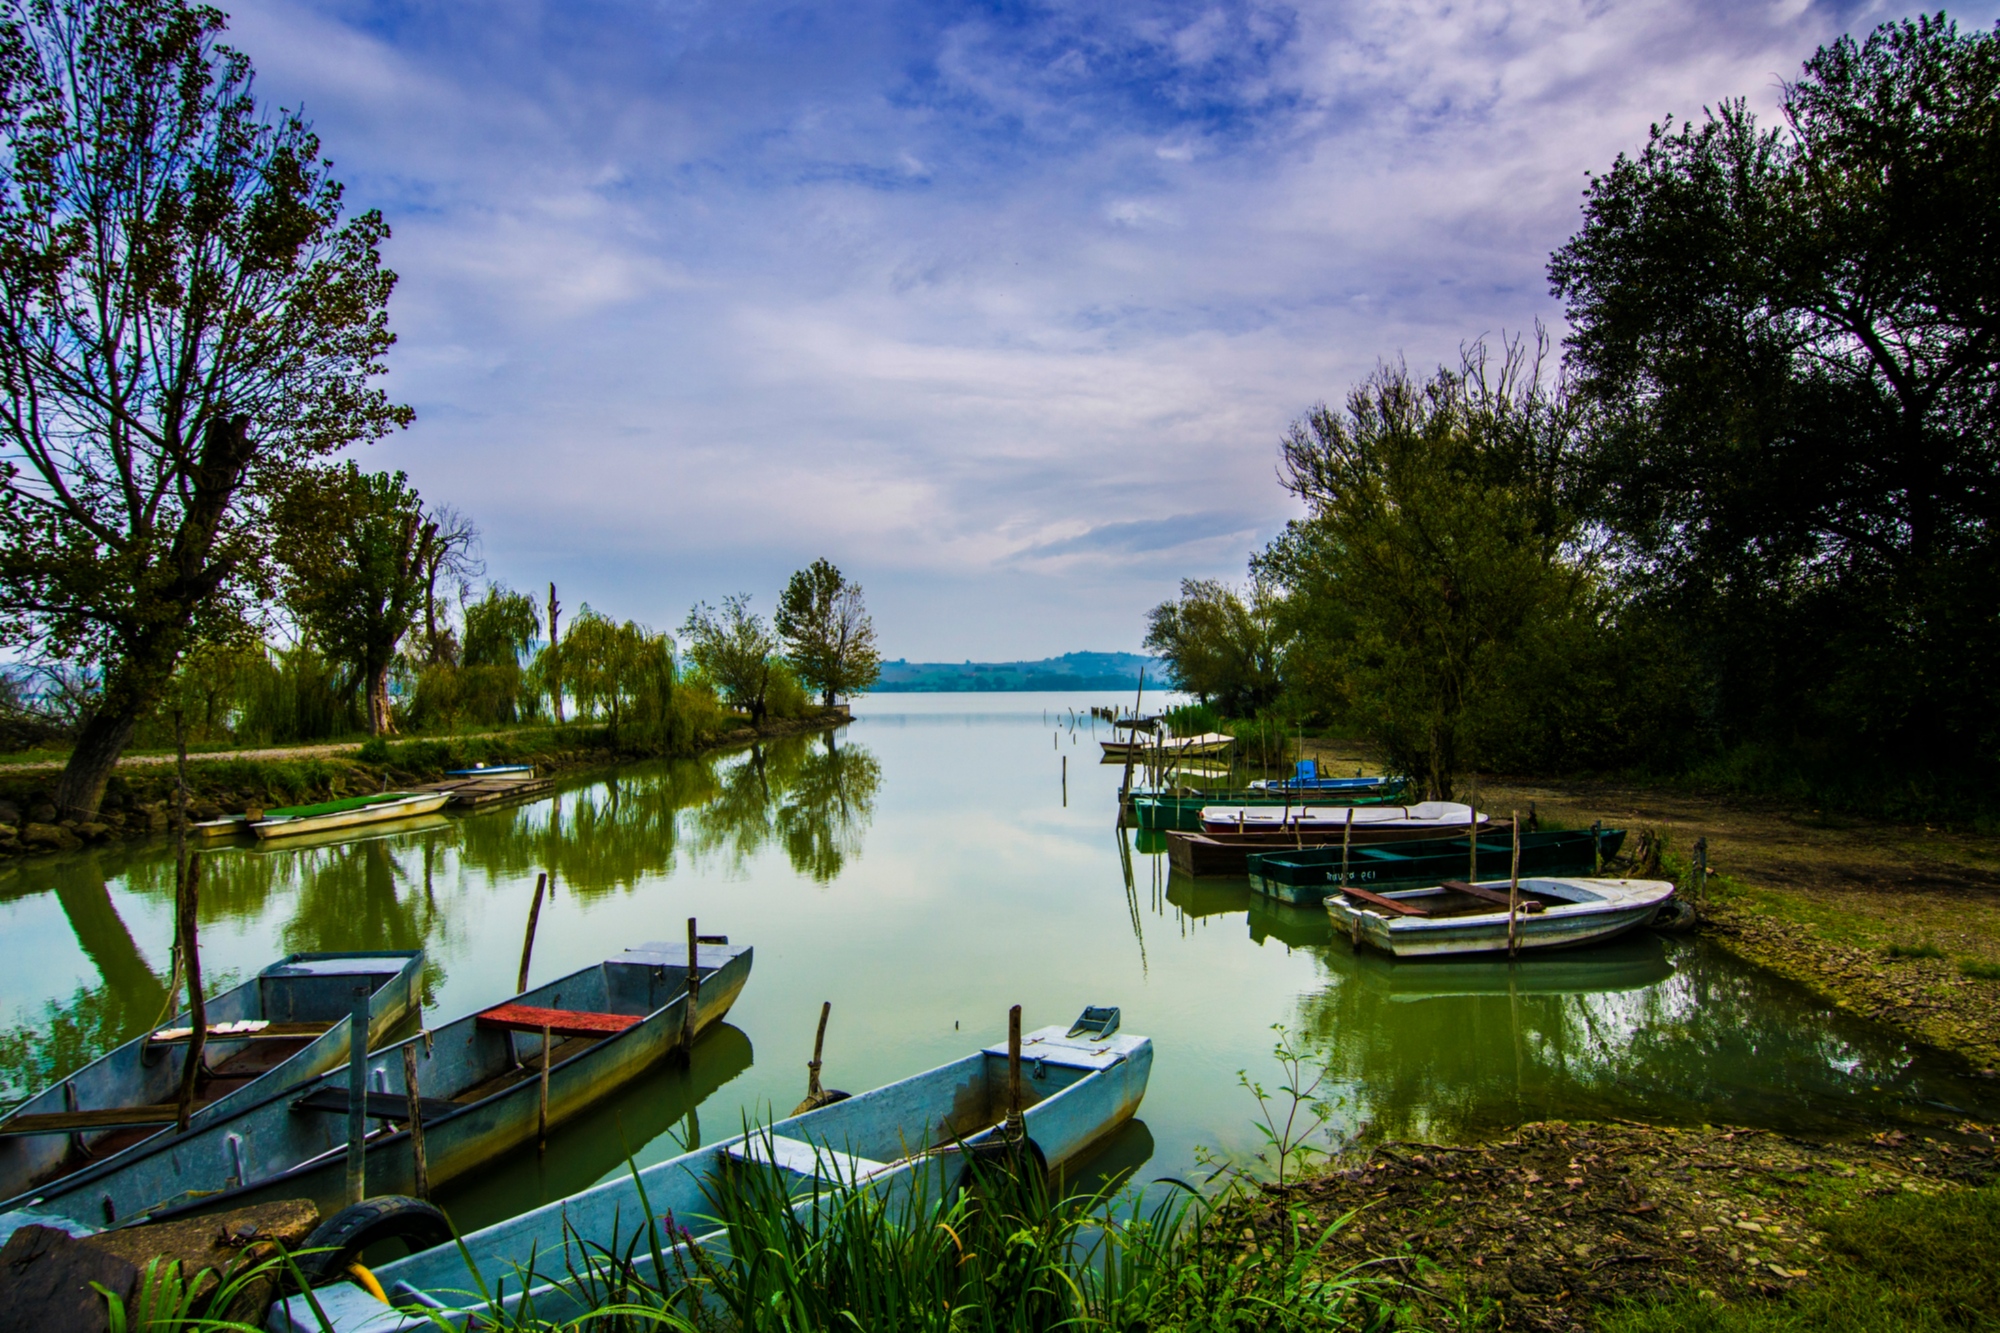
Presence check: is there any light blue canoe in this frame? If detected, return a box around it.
[272,1017,1153,1332]
[0,952,424,1230]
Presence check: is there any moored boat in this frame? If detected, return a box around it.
[271,1009,1152,1332]
[248,791,453,840]
[1128,788,1407,832]
[1166,820,1519,878]
[1246,827,1623,905]
[1201,799,1484,836]
[1100,731,1235,760]
[8,940,750,1234]
[1248,760,1399,793]
[1326,876,1676,958]
[0,952,424,1223]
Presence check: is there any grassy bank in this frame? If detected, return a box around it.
[0,710,846,858]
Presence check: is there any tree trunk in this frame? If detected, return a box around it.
[367,661,397,736]
[52,633,180,820]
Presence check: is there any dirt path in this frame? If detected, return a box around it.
[1303,739,2000,1069]
[0,742,368,773]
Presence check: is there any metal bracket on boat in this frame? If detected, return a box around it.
[1066,1006,1120,1040]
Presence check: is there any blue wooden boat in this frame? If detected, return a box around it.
[272,1011,1153,1331]
[1246,827,1626,905]
[1249,760,1399,792]
[3,941,750,1236]
[0,951,423,1229]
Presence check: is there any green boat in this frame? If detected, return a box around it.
[1246,827,1627,905]
[1129,786,1409,832]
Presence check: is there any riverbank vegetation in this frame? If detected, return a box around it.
[1147,15,2000,826]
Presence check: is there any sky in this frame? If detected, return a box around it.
[228,0,1993,661]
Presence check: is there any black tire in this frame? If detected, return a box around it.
[293,1195,453,1289]
[1650,897,1700,935]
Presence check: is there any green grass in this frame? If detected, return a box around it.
[1959,958,2000,981]
[1603,1185,2000,1333]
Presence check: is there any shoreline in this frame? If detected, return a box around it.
[0,709,848,859]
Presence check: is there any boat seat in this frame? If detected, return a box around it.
[147,1020,334,1045]
[1439,880,1548,912]
[474,1004,643,1039]
[725,1135,892,1183]
[0,1105,183,1136]
[1336,885,1431,916]
[292,1088,460,1121]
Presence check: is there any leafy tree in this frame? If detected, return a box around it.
[1255,342,1599,798]
[774,559,881,708]
[0,0,408,816]
[272,464,432,736]
[563,608,672,736]
[462,585,540,669]
[1548,14,2000,794]
[1143,579,1284,717]
[682,594,778,723]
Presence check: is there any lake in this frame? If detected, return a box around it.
[5,692,1997,1233]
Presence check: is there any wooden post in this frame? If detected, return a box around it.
[1468,790,1479,886]
[1592,819,1603,875]
[172,714,206,1134]
[537,1023,552,1151]
[401,1044,429,1199]
[1695,836,1709,905]
[1005,1004,1023,1139]
[1508,810,1522,958]
[681,917,702,1051]
[346,984,369,1205]
[517,873,547,995]
[1340,806,1354,887]
[1061,755,1066,807]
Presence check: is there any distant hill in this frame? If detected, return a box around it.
[873,652,1164,693]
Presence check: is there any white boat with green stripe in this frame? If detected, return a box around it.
[245,791,452,841]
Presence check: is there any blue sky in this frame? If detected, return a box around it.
[229,0,1989,660]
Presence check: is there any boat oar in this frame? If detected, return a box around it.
[792,1001,849,1116]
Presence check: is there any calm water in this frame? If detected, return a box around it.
[5,692,1998,1232]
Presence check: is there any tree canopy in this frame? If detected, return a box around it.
[1142,579,1283,718]
[683,595,779,723]
[775,559,881,708]
[0,0,408,813]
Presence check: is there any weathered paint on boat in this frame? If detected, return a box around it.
[1201,800,1484,836]
[0,952,423,1222]
[1166,821,1521,878]
[272,1021,1152,1332]
[1130,789,1407,832]
[1246,828,1625,905]
[1100,732,1234,760]
[1326,877,1675,958]
[248,792,453,841]
[132,942,752,1228]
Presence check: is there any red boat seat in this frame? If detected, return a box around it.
[474,1004,643,1039]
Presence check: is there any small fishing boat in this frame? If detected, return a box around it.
[1166,820,1519,878]
[1201,800,1484,836]
[92,940,753,1230]
[1246,827,1623,905]
[248,792,453,841]
[1326,876,1677,958]
[1248,760,1398,793]
[271,1008,1152,1332]
[1127,788,1407,832]
[1100,731,1234,760]
[443,764,535,777]
[0,952,424,1224]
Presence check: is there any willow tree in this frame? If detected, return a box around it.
[0,0,409,815]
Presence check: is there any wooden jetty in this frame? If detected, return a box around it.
[413,769,554,810]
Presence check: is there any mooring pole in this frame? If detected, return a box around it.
[517,873,548,994]
[1508,811,1522,958]
[681,917,702,1052]
[401,1043,429,1200]
[1005,1004,1024,1140]
[346,983,370,1205]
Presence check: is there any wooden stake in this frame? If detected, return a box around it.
[681,917,701,1052]
[1508,810,1522,958]
[1468,785,1479,887]
[1005,1004,1023,1139]
[1061,755,1066,807]
[172,713,206,1134]
[538,1023,552,1151]
[346,984,369,1204]
[1340,806,1354,887]
[517,873,547,994]
[402,1043,429,1199]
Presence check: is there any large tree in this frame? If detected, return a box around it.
[1548,14,2000,784]
[682,594,778,722]
[1142,578,1284,717]
[774,558,880,708]
[271,464,431,735]
[0,0,408,816]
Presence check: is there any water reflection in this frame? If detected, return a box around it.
[0,731,880,1101]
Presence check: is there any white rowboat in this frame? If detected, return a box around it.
[1326,876,1676,958]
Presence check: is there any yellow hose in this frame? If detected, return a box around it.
[347,1261,390,1304]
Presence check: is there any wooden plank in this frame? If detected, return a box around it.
[475,1003,642,1039]
[146,1020,333,1045]
[1335,885,1431,917]
[0,1104,182,1135]
[1439,881,1546,913]
[290,1088,459,1121]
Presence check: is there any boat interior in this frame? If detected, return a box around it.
[1339,878,1606,920]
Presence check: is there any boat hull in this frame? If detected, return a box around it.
[1325,877,1676,958]
[249,792,453,840]
[1167,822,1520,878]
[275,1024,1154,1332]
[0,952,423,1225]
[1130,790,1406,832]
[1247,829,1624,905]
[140,944,752,1227]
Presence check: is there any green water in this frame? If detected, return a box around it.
[5,693,1997,1234]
